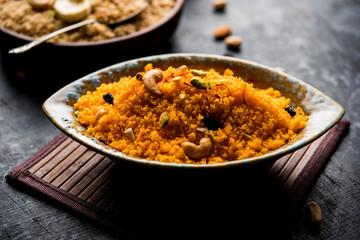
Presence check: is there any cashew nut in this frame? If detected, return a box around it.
[143,69,163,96]
[27,0,54,9]
[96,108,107,120]
[181,137,212,159]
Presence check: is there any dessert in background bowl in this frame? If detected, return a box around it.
[0,0,184,97]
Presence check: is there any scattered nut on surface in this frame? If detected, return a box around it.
[213,25,231,38]
[305,201,322,227]
[224,35,243,49]
[213,0,227,11]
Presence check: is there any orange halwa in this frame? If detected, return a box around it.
[74,64,308,164]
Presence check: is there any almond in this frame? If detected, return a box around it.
[213,26,231,38]
[305,201,322,226]
[224,35,243,49]
[213,0,227,11]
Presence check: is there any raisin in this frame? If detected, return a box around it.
[285,105,296,117]
[103,92,114,105]
[202,114,221,130]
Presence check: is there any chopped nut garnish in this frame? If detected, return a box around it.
[96,108,107,120]
[196,127,209,132]
[124,128,135,141]
[190,77,208,90]
[176,65,188,75]
[241,133,253,141]
[172,76,182,82]
[191,69,207,77]
[207,130,215,142]
[179,93,186,100]
[135,72,143,81]
[159,112,170,129]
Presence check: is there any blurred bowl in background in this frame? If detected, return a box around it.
[0,0,184,98]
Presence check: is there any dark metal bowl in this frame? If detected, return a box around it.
[0,0,184,98]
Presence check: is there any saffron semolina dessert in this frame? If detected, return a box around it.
[74,64,308,164]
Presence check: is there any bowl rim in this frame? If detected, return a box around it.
[43,53,345,169]
[0,0,184,48]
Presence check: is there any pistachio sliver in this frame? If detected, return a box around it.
[241,133,253,140]
[179,93,186,100]
[172,76,182,82]
[191,69,207,77]
[190,77,207,90]
[159,112,170,129]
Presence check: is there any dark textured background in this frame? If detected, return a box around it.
[1,0,359,239]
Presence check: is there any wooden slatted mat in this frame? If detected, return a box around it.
[6,119,350,239]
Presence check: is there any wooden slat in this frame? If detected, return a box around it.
[267,154,291,178]
[27,131,333,215]
[282,133,326,192]
[275,144,310,185]
[51,150,97,187]
[34,141,81,178]
[86,177,113,205]
[29,137,73,173]
[95,191,115,211]
[68,157,112,196]
[78,162,115,201]
[104,200,122,218]
[60,154,106,192]
[42,145,88,183]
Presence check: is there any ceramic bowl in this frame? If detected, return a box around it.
[0,0,184,95]
[43,53,345,168]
